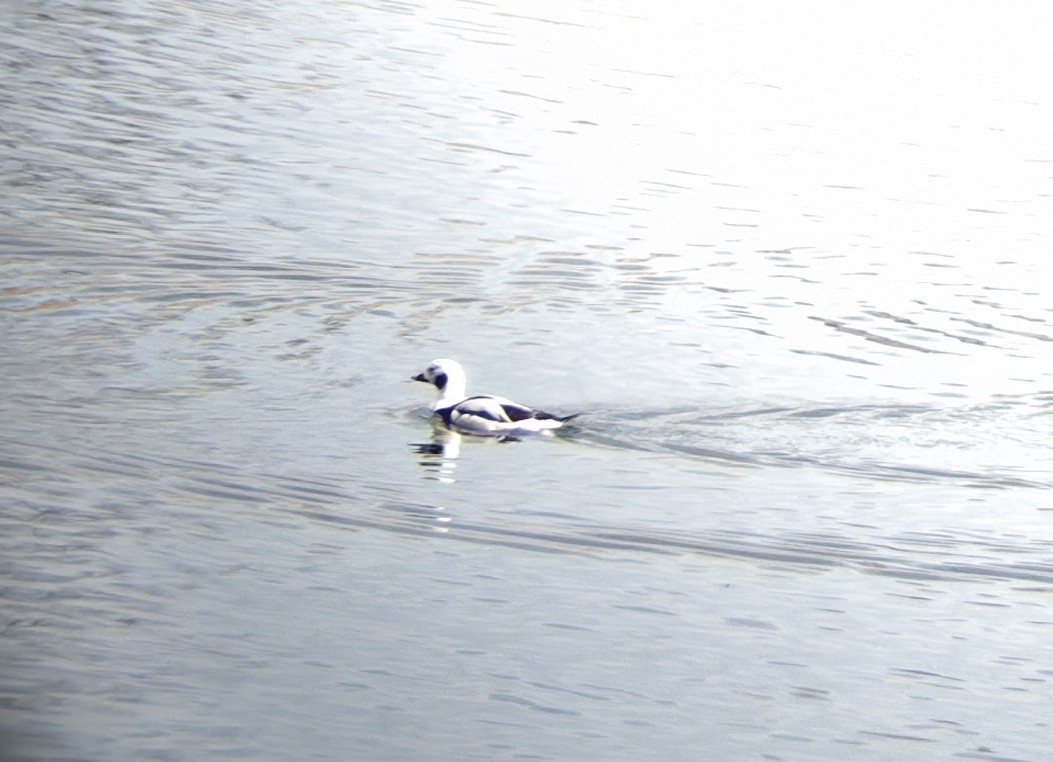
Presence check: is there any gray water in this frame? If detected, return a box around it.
[2,1,1052,760]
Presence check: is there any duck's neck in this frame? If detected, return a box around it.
[434,376,467,410]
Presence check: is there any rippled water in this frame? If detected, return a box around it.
[3,1,1053,760]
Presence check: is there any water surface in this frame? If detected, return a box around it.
[2,1,1052,760]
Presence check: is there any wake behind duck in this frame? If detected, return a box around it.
[412,358,578,437]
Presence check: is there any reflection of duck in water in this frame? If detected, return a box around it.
[411,427,461,484]
[412,358,578,437]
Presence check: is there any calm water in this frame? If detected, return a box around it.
[3,1,1052,760]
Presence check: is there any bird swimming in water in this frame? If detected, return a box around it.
[412,358,578,436]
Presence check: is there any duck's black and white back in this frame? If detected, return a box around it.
[412,358,576,436]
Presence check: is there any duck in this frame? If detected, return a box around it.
[412,358,578,436]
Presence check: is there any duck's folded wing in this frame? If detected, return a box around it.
[456,395,545,422]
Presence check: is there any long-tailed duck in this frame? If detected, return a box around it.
[412,358,577,436]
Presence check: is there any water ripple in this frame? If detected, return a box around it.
[572,401,1053,491]
[8,433,1047,589]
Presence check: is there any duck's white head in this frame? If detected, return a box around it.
[412,358,467,409]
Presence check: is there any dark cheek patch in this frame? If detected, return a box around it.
[432,370,448,390]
